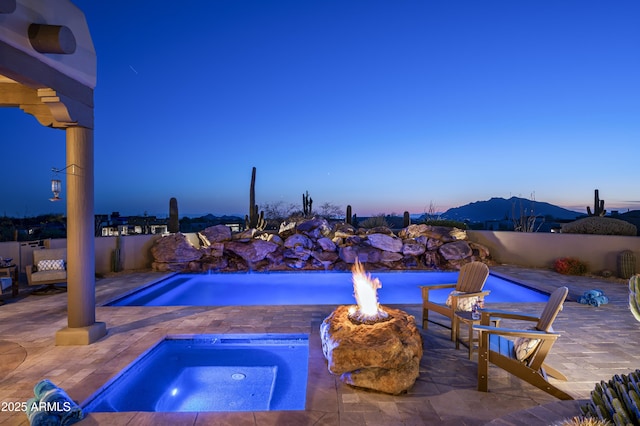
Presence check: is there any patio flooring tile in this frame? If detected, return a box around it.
[0,265,637,425]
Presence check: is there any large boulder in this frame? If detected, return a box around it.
[225,240,279,264]
[199,225,232,244]
[151,233,201,264]
[297,217,332,239]
[367,233,403,253]
[402,241,426,257]
[398,224,465,242]
[320,305,422,395]
[284,233,313,249]
[317,237,337,252]
[438,241,473,261]
[339,246,381,264]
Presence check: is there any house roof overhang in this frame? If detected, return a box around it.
[0,0,95,129]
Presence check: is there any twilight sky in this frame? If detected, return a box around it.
[3,0,639,218]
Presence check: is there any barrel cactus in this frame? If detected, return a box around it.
[581,370,640,425]
[618,251,637,279]
[630,275,640,322]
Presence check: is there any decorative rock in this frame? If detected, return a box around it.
[284,233,313,249]
[333,223,356,238]
[224,240,279,264]
[345,235,362,245]
[233,229,256,240]
[366,226,394,235]
[201,256,228,271]
[283,246,312,261]
[438,241,473,261]
[207,242,224,257]
[317,237,337,252]
[264,233,283,245]
[278,221,297,238]
[379,251,403,263]
[151,233,202,264]
[199,225,232,244]
[297,217,332,239]
[339,246,381,264]
[398,224,429,239]
[402,241,425,256]
[469,242,490,260]
[367,233,403,253]
[424,251,441,268]
[426,238,443,251]
[320,305,422,395]
[286,259,307,269]
[311,251,339,265]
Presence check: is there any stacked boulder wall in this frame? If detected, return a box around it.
[151,233,202,272]
[150,218,492,272]
[319,305,423,395]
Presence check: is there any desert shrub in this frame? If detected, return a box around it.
[561,217,637,236]
[554,417,611,426]
[359,215,389,229]
[422,219,468,229]
[554,257,588,275]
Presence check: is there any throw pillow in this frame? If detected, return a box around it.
[37,259,65,271]
[445,290,479,312]
[513,327,547,361]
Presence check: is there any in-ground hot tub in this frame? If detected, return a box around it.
[82,334,309,412]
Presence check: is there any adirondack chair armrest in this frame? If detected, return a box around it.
[474,325,559,340]
[420,283,457,291]
[479,309,539,324]
[455,289,490,299]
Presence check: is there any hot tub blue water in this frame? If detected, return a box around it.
[82,334,309,412]
[106,271,548,307]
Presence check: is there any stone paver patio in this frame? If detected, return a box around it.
[0,265,638,425]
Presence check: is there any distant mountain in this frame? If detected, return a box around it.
[441,197,581,223]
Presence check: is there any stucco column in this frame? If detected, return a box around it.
[55,126,106,345]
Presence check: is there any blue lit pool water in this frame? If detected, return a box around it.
[82,334,309,413]
[106,271,548,306]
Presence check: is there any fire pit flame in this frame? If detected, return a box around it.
[348,260,389,324]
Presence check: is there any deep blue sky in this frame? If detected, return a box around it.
[3,0,639,218]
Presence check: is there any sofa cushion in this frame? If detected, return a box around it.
[31,270,67,283]
[37,259,65,271]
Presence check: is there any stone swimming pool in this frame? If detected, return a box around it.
[105,271,548,307]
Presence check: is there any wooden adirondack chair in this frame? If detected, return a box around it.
[420,261,490,340]
[474,286,572,400]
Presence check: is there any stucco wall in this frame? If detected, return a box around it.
[468,230,640,273]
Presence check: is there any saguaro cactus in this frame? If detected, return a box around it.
[403,211,410,228]
[168,197,179,233]
[346,205,352,225]
[302,190,313,217]
[245,167,266,230]
[587,189,606,217]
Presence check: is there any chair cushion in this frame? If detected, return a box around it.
[37,259,65,271]
[445,290,479,312]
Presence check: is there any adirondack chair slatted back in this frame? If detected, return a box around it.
[456,262,490,293]
[535,287,568,332]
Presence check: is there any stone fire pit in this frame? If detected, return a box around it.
[319,262,422,395]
